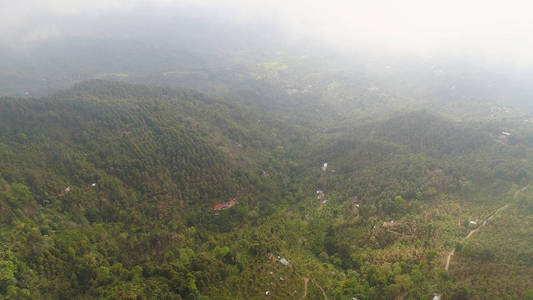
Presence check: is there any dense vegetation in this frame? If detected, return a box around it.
[1,80,533,299]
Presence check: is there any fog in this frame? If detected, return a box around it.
[3,0,533,64]
[2,0,533,105]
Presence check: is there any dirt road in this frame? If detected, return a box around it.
[301,277,309,299]
[311,278,328,300]
[445,185,529,271]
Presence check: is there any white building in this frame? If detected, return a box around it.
[279,258,290,266]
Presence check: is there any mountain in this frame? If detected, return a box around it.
[1,81,533,299]
[0,81,300,298]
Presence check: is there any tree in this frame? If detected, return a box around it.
[0,259,16,294]
[524,289,533,300]
[6,183,32,207]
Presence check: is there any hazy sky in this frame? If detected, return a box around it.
[3,0,533,65]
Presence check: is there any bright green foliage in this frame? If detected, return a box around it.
[0,81,532,299]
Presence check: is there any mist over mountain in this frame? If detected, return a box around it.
[2,1,533,110]
[1,1,533,299]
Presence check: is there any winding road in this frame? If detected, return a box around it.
[311,278,328,300]
[445,185,529,271]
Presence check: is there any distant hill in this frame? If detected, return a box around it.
[0,80,285,213]
[368,111,492,156]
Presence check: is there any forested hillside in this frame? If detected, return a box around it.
[0,81,298,298]
[1,80,532,299]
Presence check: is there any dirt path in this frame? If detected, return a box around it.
[445,184,529,271]
[301,277,309,299]
[311,278,328,300]
[514,184,530,199]
[445,248,455,271]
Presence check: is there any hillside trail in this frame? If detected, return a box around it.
[301,277,309,299]
[311,278,328,300]
[445,184,530,271]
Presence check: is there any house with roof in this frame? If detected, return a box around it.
[279,257,290,266]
